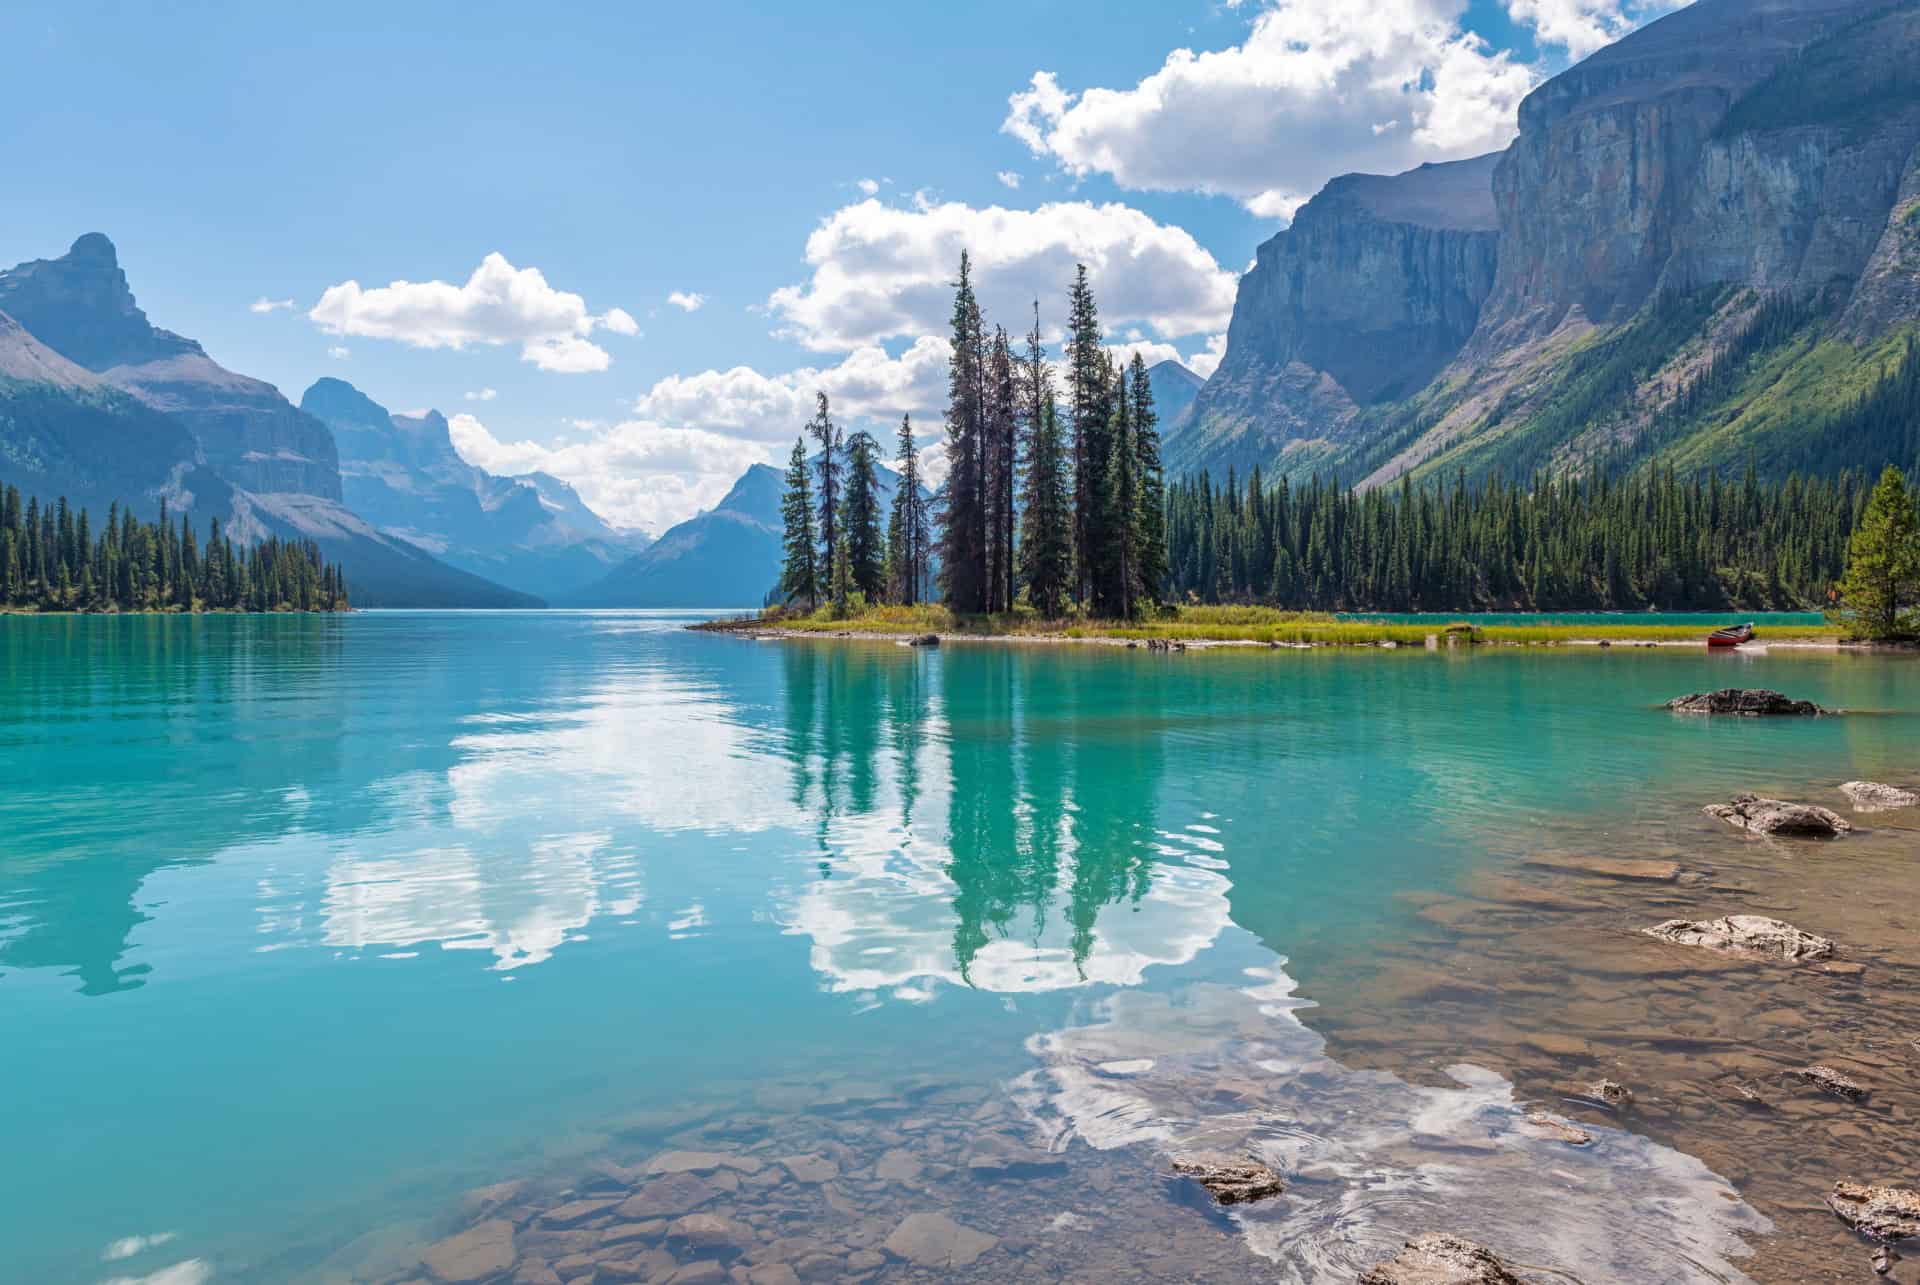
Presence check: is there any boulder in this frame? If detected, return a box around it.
[1792,1065,1868,1101]
[1840,781,1918,811]
[1666,689,1824,716]
[1359,1233,1523,1284]
[1828,1182,1920,1243]
[1169,1151,1286,1205]
[881,1213,997,1268]
[1704,794,1852,837]
[665,1262,727,1285]
[907,634,940,647]
[421,1219,518,1284]
[1642,915,1836,962]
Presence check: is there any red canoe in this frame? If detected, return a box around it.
[1707,623,1755,648]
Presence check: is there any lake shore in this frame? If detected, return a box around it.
[692,606,1863,651]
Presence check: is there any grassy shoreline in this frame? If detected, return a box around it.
[694,604,1854,649]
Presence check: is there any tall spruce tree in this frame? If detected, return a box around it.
[1018,311,1072,617]
[808,392,843,586]
[1102,382,1141,618]
[938,251,989,612]
[889,414,930,605]
[779,435,820,608]
[1837,465,1920,639]
[985,326,1019,613]
[841,428,886,603]
[1129,354,1169,607]
[1064,265,1109,607]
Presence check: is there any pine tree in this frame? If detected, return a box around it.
[985,326,1019,613]
[1129,353,1168,608]
[1064,265,1108,607]
[938,251,989,612]
[779,436,820,609]
[1020,394,1074,618]
[888,415,930,605]
[1103,382,1141,618]
[1837,465,1920,640]
[808,392,843,587]
[841,428,886,603]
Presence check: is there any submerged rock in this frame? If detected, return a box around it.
[420,1218,517,1284]
[1793,1065,1868,1101]
[1666,689,1824,716]
[1704,794,1852,837]
[1169,1151,1286,1205]
[1525,854,1680,882]
[1358,1233,1523,1284]
[1840,781,1918,811]
[1590,1079,1634,1108]
[1522,1112,1593,1146]
[880,1212,997,1268]
[1828,1182,1920,1243]
[1642,915,1836,962]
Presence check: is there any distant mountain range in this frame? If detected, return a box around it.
[564,454,929,609]
[299,378,649,599]
[0,235,658,607]
[1170,0,1920,487]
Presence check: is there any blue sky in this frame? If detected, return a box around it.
[1,0,1685,531]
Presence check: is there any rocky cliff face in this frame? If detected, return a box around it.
[0,235,342,498]
[1177,0,1920,487]
[1172,154,1502,478]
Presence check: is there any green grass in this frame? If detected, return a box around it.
[723,603,1845,647]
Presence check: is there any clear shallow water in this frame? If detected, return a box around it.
[1,612,1915,1283]
[1343,610,1829,627]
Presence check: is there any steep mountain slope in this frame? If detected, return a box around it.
[0,236,536,607]
[300,378,644,597]
[1,309,232,517]
[565,459,922,609]
[1172,0,1920,488]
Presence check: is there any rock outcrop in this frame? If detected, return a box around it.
[1359,1233,1523,1285]
[1643,915,1836,961]
[1704,794,1853,837]
[1667,689,1825,716]
[1171,155,1501,478]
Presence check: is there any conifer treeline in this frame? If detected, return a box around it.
[1165,466,1863,611]
[0,484,348,612]
[778,255,1171,619]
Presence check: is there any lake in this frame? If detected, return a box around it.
[2,611,1915,1284]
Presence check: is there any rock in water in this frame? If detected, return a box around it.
[1589,1079,1634,1108]
[1793,1065,1868,1101]
[1642,915,1836,962]
[1666,689,1824,716]
[908,633,940,647]
[1169,1151,1286,1205]
[880,1213,997,1268]
[420,1218,517,1283]
[1522,1112,1593,1146]
[1828,1182,1920,1243]
[1841,781,1919,810]
[1704,794,1853,837]
[1359,1233,1523,1284]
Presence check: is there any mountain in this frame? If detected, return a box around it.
[1146,360,1204,435]
[1171,0,1920,488]
[0,236,536,607]
[300,377,646,598]
[565,458,924,608]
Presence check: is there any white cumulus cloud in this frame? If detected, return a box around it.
[449,413,774,535]
[309,253,635,374]
[327,346,350,360]
[1003,0,1693,218]
[996,170,1022,189]
[768,198,1235,352]
[464,387,498,402]
[666,290,706,313]
[249,297,293,314]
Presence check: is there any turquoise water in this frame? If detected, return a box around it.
[1,612,1915,1282]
